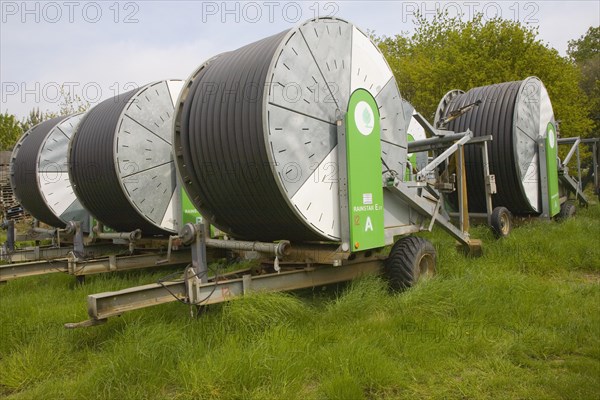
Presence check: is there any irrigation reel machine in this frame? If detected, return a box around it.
[66,17,498,328]
[2,112,92,263]
[1,17,595,326]
[435,78,599,237]
[0,80,220,282]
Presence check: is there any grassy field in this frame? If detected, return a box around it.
[0,205,599,399]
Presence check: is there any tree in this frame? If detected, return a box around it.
[567,26,599,64]
[568,26,599,138]
[58,86,90,116]
[375,13,593,140]
[0,85,92,151]
[0,112,22,151]
[19,107,51,133]
[19,85,91,134]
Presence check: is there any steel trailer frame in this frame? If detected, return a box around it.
[0,216,111,262]
[0,220,224,283]
[67,115,486,328]
[442,134,598,233]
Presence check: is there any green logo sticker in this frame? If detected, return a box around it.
[354,100,375,136]
[547,123,556,149]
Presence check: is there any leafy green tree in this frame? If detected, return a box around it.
[568,26,599,138]
[375,13,593,139]
[568,26,599,64]
[0,112,23,151]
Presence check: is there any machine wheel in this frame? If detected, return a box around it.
[491,206,512,238]
[559,201,576,220]
[385,236,436,291]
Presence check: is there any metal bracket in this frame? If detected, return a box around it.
[562,137,581,166]
[537,138,551,219]
[72,221,84,257]
[557,137,595,207]
[189,223,208,284]
[412,112,455,137]
[481,140,495,224]
[5,219,15,253]
[455,141,470,233]
[336,119,351,252]
[415,132,472,181]
[156,234,180,265]
[386,180,477,252]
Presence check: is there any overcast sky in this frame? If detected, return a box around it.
[1,0,598,119]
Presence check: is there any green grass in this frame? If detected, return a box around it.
[1,205,599,399]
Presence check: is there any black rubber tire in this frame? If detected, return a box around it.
[385,236,436,291]
[559,201,576,220]
[491,206,512,238]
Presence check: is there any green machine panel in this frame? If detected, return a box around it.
[91,217,114,233]
[346,89,385,252]
[181,188,202,225]
[545,122,560,216]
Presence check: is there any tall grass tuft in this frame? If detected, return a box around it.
[1,205,599,399]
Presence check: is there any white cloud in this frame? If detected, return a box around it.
[1,1,598,119]
[2,37,218,117]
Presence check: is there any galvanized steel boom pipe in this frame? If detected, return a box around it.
[407,133,467,152]
[204,238,291,258]
[92,229,142,242]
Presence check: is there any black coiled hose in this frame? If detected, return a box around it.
[179,30,325,242]
[69,89,170,235]
[444,80,537,214]
[11,116,67,227]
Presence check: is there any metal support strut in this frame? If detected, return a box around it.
[557,137,597,207]
[5,220,15,252]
